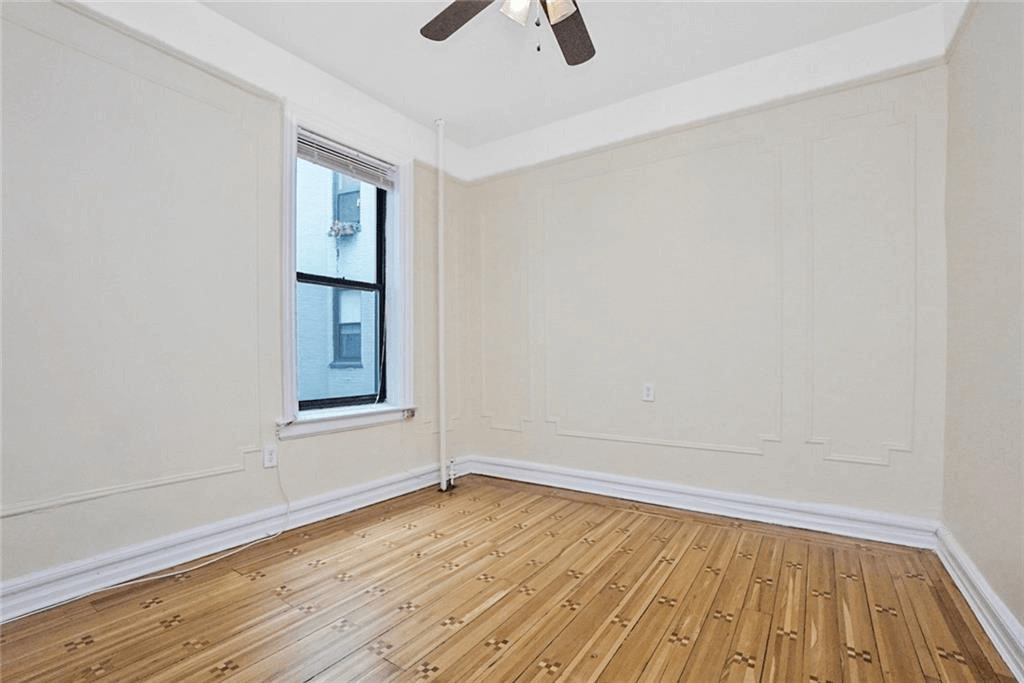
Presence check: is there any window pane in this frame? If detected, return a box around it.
[296,158,378,282]
[339,323,361,362]
[297,282,380,403]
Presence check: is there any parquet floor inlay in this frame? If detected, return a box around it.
[0,475,1015,682]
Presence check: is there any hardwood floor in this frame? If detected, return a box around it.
[1,475,1015,682]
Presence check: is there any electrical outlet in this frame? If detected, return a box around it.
[642,382,655,402]
[262,444,278,469]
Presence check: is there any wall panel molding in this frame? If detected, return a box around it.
[804,109,919,466]
[479,186,533,434]
[0,453,251,519]
[2,1,272,512]
[542,420,768,455]
[541,139,783,456]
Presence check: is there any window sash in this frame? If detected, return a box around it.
[297,280,380,407]
[295,133,388,411]
[297,271,380,293]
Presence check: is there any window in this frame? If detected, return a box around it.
[294,129,390,410]
[280,124,413,438]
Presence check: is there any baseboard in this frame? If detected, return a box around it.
[936,528,1024,682]
[0,464,438,622]
[458,455,940,548]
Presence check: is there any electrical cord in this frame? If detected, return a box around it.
[4,453,294,623]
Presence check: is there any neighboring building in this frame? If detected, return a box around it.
[295,160,381,403]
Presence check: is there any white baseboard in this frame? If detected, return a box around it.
[936,528,1024,682]
[458,454,1023,682]
[459,455,940,548]
[0,465,438,622]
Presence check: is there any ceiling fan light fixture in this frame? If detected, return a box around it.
[499,0,532,26]
[544,0,576,25]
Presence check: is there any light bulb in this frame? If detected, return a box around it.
[500,0,532,26]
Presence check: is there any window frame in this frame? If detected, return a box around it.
[278,114,415,439]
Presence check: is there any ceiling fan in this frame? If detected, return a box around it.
[420,0,596,66]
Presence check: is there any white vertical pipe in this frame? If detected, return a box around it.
[436,119,449,491]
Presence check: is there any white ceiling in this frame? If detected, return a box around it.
[203,1,936,148]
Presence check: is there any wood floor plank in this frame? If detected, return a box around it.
[0,572,284,681]
[383,579,515,670]
[918,552,1016,681]
[248,487,520,596]
[280,489,540,610]
[337,543,498,631]
[9,595,295,682]
[0,565,250,666]
[458,514,669,683]
[721,609,773,683]
[414,509,646,683]
[510,518,684,683]
[887,553,980,683]
[803,544,842,683]
[388,509,636,683]
[679,530,764,681]
[634,526,743,682]
[134,489,526,682]
[861,552,926,683]
[136,492,525,681]
[227,487,485,577]
[1,476,1013,683]
[593,524,723,683]
[835,548,885,683]
[125,598,320,682]
[307,644,404,682]
[225,614,379,682]
[889,558,943,682]
[557,522,703,683]
[744,535,785,614]
[87,557,241,613]
[761,540,809,683]
[382,502,597,669]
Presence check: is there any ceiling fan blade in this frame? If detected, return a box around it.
[420,0,495,41]
[541,0,595,66]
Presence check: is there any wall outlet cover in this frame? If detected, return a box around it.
[262,445,278,469]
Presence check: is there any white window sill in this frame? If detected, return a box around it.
[277,404,416,440]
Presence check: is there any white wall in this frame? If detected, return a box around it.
[944,1,1024,625]
[460,67,949,520]
[0,2,458,579]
